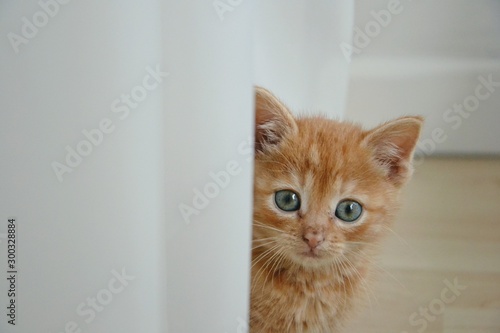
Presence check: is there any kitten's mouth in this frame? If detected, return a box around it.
[301,249,321,258]
[294,249,334,268]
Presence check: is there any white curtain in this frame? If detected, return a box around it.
[0,1,353,332]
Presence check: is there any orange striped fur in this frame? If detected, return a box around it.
[250,87,423,333]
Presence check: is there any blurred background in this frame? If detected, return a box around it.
[346,0,500,155]
[344,1,500,332]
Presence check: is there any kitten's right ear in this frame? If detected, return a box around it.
[255,86,297,152]
[364,116,424,187]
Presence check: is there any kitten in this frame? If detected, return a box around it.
[250,87,423,333]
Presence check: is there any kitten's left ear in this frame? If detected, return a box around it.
[364,116,424,187]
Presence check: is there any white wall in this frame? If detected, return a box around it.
[345,0,500,155]
[162,2,254,332]
[254,1,354,118]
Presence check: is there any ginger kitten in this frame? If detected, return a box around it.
[250,87,423,333]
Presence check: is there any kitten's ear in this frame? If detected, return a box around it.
[364,116,424,186]
[255,86,298,152]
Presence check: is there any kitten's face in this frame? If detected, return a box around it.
[254,118,397,269]
[253,87,422,271]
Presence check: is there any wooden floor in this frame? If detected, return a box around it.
[344,157,500,333]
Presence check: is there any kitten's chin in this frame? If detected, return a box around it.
[291,250,338,269]
[302,251,320,258]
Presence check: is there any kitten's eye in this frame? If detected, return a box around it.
[275,190,301,212]
[335,200,362,222]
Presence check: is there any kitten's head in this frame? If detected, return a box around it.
[252,87,423,271]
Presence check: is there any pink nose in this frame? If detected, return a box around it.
[303,232,324,249]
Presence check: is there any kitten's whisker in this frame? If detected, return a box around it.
[379,225,409,247]
[252,239,281,248]
[267,248,288,289]
[253,236,280,242]
[252,238,279,248]
[254,247,285,296]
[252,243,280,262]
[379,225,426,262]
[345,240,380,247]
[252,241,278,250]
[344,248,408,293]
[253,221,285,234]
[251,244,281,270]
[338,258,356,297]
[342,255,380,310]
[334,257,349,308]
[251,244,284,288]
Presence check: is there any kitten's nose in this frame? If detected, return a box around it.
[303,231,324,249]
